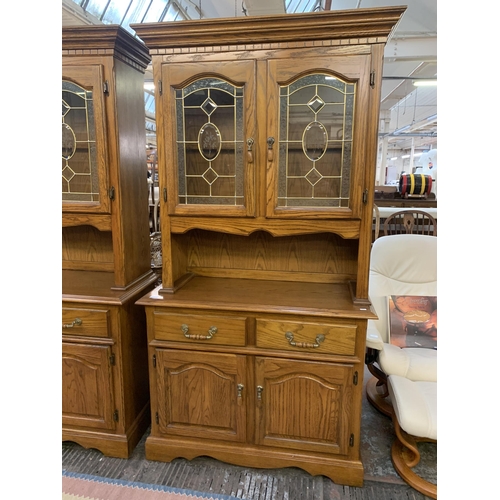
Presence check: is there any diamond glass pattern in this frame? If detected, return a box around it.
[277,73,355,208]
[62,80,100,203]
[176,77,245,206]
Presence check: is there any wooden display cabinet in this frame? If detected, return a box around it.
[62,25,154,290]
[62,26,157,457]
[134,7,405,486]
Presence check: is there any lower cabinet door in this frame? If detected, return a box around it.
[62,342,116,430]
[153,349,247,443]
[255,356,353,455]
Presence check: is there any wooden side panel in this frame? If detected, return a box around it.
[111,58,152,287]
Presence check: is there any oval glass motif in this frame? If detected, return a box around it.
[62,123,76,160]
[302,121,328,161]
[198,123,221,161]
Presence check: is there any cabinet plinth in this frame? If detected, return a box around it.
[133,7,404,486]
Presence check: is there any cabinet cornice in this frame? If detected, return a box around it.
[132,6,405,49]
[62,25,151,72]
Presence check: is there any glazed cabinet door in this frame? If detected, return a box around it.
[266,55,371,219]
[152,349,247,443]
[62,342,116,430]
[62,65,110,213]
[255,356,354,455]
[160,61,256,217]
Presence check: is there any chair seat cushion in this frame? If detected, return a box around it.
[379,344,437,381]
[388,375,437,440]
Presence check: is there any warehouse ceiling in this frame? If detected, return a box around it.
[62,0,437,156]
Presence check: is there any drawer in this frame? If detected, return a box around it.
[62,307,110,338]
[153,311,246,347]
[256,318,356,355]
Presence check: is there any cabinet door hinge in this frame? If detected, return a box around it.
[113,410,119,422]
[370,71,375,88]
[109,186,115,200]
[158,80,163,95]
[103,80,110,95]
[163,187,167,202]
[109,353,116,366]
[353,371,358,386]
[152,354,156,368]
[155,412,159,424]
[362,189,368,204]
[349,433,355,447]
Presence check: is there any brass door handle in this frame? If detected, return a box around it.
[256,385,263,402]
[267,137,275,162]
[237,383,244,406]
[285,331,325,348]
[63,318,82,329]
[246,138,254,163]
[181,324,217,340]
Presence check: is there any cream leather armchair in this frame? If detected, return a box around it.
[365,234,437,415]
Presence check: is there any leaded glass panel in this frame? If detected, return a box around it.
[277,74,355,208]
[62,80,100,203]
[175,78,245,206]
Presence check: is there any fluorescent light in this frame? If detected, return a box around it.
[413,80,437,87]
[390,157,398,161]
[401,154,411,159]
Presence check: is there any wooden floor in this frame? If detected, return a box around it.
[62,367,437,499]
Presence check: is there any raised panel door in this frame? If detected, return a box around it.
[160,61,256,217]
[62,65,110,214]
[62,342,115,430]
[255,356,353,455]
[153,349,247,443]
[266,55,371,219]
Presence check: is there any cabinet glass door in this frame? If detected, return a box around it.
[62,65,110,213]
[162,61,256,216]
[266,56,370,218]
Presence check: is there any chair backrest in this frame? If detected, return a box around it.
[373,204,381,242]
[368,234,437,343]
[383,210,437,236]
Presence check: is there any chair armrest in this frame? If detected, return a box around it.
[366,326,385,350]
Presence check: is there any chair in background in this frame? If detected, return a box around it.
[387,375,437,498]
[150,232,162,285]
[383,209,437,236]
[372,204,381,242]
[148,182,161,233]
[365,234,437,416]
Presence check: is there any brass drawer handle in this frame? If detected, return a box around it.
[285,331,325,348]
[63,318,82,329]
[181,324,217,340]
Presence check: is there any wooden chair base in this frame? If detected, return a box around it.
[391,413,437,499]
[366,376,393,417]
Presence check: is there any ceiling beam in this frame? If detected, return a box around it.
[244,0,286,16]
